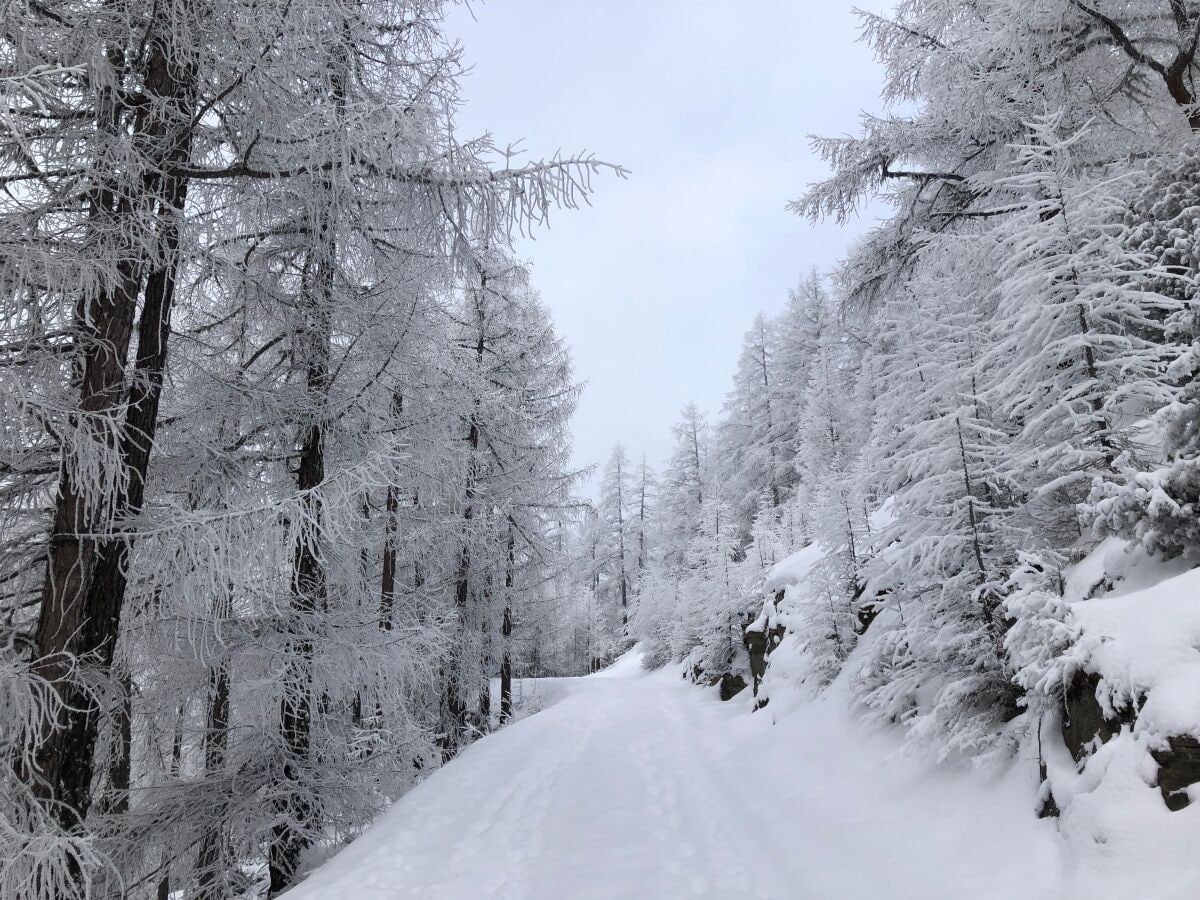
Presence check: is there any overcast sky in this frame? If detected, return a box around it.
[445,1,888,483]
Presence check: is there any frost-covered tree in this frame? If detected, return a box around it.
[717,314,782,541]
[658,403,711,572]
[1088,143,1200,557]
[598,446,636,633]
[0,0,617,894]
[631,456,657,574]
[781,323,871,682]
[982,115,1179,559]
[776,0,1200,766]
[772,271,829,500]
[854,275,1024,756]
[674,491,748,675]
[439,252,580,755]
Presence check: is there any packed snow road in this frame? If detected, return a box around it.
[287,653,1060,900]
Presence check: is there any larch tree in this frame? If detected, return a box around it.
[0,0,620,895]
[598,445,636,634]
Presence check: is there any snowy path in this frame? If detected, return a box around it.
[287,656,1061,900]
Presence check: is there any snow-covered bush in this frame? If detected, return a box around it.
[1002,552,1079,717]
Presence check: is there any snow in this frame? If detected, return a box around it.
[1022,548,1200,900]
[287,652,1061,900]
[284,547,1200,900]
[764,542,823,592]
[587,646,647,679]
[1073,565,1200,738]
[1062,535,1194,604]
[752,535,1200,900]
[1042,705,1200,900]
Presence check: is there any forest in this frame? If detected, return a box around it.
[4,1,1200,898]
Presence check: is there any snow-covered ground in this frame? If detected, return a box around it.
[286,650,1061,900]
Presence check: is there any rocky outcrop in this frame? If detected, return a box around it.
[689,653,749,702]
[719,672,748,701]
[1152,735,1200,811]
[743,590,786,705]
[1058,670,1200,812]
[1061,671,1137,763]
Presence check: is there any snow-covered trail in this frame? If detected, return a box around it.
[287,656,1061,900]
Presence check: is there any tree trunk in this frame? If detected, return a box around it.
[269,150,339,900]
[441,300,486,760]
[616,456,628,629]
[500,528,515,724]
[440,528,472,759]
[267,23,353,889]
[379,483,399,632]
[196,588,232,899]
[378,393,404,634]
[637,461,648,571]
[31,29,197,832]
[269,278,331,895]
[157,703,185,900]
[103,665,133,816]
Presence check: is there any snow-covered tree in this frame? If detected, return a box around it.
[597,446,636,634]
[1088,143,1200,557]
[1,1,618,893]
[717,314,783,541]
[658,403,711,572]
[982,115,1179,558]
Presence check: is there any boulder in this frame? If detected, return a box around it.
[1152,735,1200,811]
[719,672,748,701]
[1061,671,1136,763]
[743,590,786,698]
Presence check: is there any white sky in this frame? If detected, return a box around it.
[445,0,889,482]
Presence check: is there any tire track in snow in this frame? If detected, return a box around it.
[289,673,813,899]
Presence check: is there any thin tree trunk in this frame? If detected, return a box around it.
[379,484,399,632]
[442,411,478,758]
[616,455,628,629]
[476,572,493,730]
[758,321,780,507]
[196,587,232,899]
[270,269,332,893]
[637,460,647,571]
[378,393,404,633]
[499,528,515,724]
[441,285,487,759]
[157,703,185,900]
[955,413,997,630]
[267,24,353,891]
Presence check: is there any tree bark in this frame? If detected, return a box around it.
[196,588,232,899]
[379,484,399,632]
[440,287,487,760]
[103,665,133,816]
[31,27,197,832]
[441,408,478,759]
[499,528,515,724]
[269,252,332,895]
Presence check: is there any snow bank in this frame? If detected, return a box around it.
[1034,557,1200,899]
[589,646,648,679]
[764,542,824,592]
[753,530,1200,898]
[1044,707,1200,900]
[722,677,1061,899]
[1070,565,1200,738]
[762,497,893,594]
